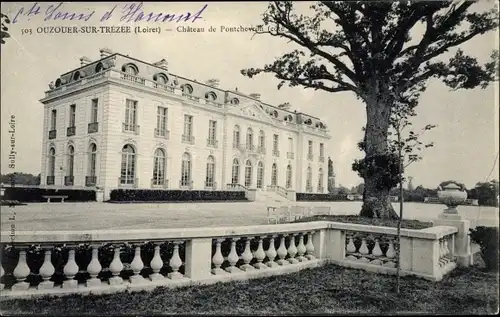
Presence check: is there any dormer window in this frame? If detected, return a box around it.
[182,84,193,95]
[73,71,81,81]
[154,73,169,85]
[95,62,104,73]
[230,98,240,105]
[206,91,217,101]
[55,79,62,88]
[122,63,139,75]
[284,115,293,122]
[304,119,312,125]
[273,110,278,118]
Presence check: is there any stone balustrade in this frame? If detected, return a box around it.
[0,221,458,299]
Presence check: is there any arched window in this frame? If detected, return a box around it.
[153,148,166,186]
[88,143,97,175]
[246,128,253,150]
[48,147,56,177]
[95,62,104,73]
[230,98,240,105]
[233,125,240,148]
[258,130,265,153]
[120,144,136,185]
[271,163,278,186]
[73,71,81,81]
[206,155,215,188]
[244,160,252,187]
[318,168,324,192]
[286,165,292,189]
[257,161,264,189]
[206,91,217,101]
[67,145,75,177]
[306,166,312,192]
[231,158,240,184]
[181,152,192,187]
[154,73,169,85]
[182,84,193,95]
[123,63,138,75]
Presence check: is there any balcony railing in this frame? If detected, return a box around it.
[232,142,240,149]
[154,128,170,140]
[306,185,313,193]
[204,181,217,190]
[118,177,138,188]
[319,156,325,163]
[287,152,295,159]
[179,180,193,190]
[66,126,76,137]
[88,122,99,134]
[207,138,218,148]
[317,186,324,193]
[46,176,55,185]
[120,73,145,85]
[85,176,97,187]
[272,150,280,157]
[122,123,140,135]
[64,176,74,186]
[48,130,56,140]
[307,154,314,161]
[151,178,169,189]
[182,135,195,145]
[257,146,266,154]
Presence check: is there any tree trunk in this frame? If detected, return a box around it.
[359,93,399,219]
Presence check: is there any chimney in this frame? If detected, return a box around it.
[205,79,220,88]
[80,56,92,66]
[249,93,261,100]
[153,59,169,70]
[99,48,113,58]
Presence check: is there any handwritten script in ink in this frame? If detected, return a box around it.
[11,2,208,24]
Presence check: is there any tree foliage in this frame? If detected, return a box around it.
[1,13,10,45]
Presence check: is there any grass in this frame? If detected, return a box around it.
[294,214,433,230]
[1,254,497,315]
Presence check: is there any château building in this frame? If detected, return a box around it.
[39,48,331,200]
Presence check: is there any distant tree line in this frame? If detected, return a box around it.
[1,173,40,186]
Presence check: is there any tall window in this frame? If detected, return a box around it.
[233,125,240,148]
[246,128,253,150]
[184,115,193,138]
[308,140,313,157]
[156,107,168,136]
[273,134,279,152]
[120,144,136,185]
[206,155,215,187]
[258,131,265,152]
[69,104,76,127]
[180,153,192,187]
[51,109,57,130]
[286,165,292,189]
[271,163,278,186]
[67,145,75,177]
[306,166,312,192]
[48,147,56,176]
[318,168,324,191]
[288,137,293,153]
[244,160,252,187]
[88,143,97,177]
[319,143,324,160]
[208,120,217,143]
[153,148,166,185]
[257,161,264,189]
[124,99,138,131]
[231,158,240,184]
[91,99,98,123]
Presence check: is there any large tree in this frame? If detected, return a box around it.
[242,1,499,218]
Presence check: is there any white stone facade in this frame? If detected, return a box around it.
[39,49,331,198]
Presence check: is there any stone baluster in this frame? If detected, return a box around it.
[0,264,4,290]
[168,241,183,279]
[12,248,31,291]
[225,238,243,273]
[63,247,79,289]
[345,233,357,261]
[109,245,124,285]
[253,236,267,270]
[276,234,289,266]
[369,237,384,266]
[305,231,316,260]
[86,244,103,287]
[438,239,447,267]
[384,238,397,268]
[149,244,164,281]
[265,235,279,268]
[212,238,227,275]
[296,233,307,262]
[130,245,145,284]
[240,237,255,271]
[287,234,299,264]
[38,247,55,290]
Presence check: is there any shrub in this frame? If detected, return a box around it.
[469,226,499,272]
[296,193,348,201]
[3,187,96,202]
[109,189,247,202]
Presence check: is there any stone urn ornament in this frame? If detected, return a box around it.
[437,181,468,214]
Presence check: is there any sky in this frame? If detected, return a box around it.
[1,1,499,189]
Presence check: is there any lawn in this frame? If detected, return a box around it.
[294,214,434,229]
[1,254,497,315]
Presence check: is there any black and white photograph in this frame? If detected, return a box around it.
[0,1,498,315]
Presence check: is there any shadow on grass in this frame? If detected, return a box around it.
[293,214,433,230]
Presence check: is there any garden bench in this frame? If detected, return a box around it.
[42,195,69,203]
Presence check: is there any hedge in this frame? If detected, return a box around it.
[296,193,349,201]
[110,189,247,202]
[2,187,96,202]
